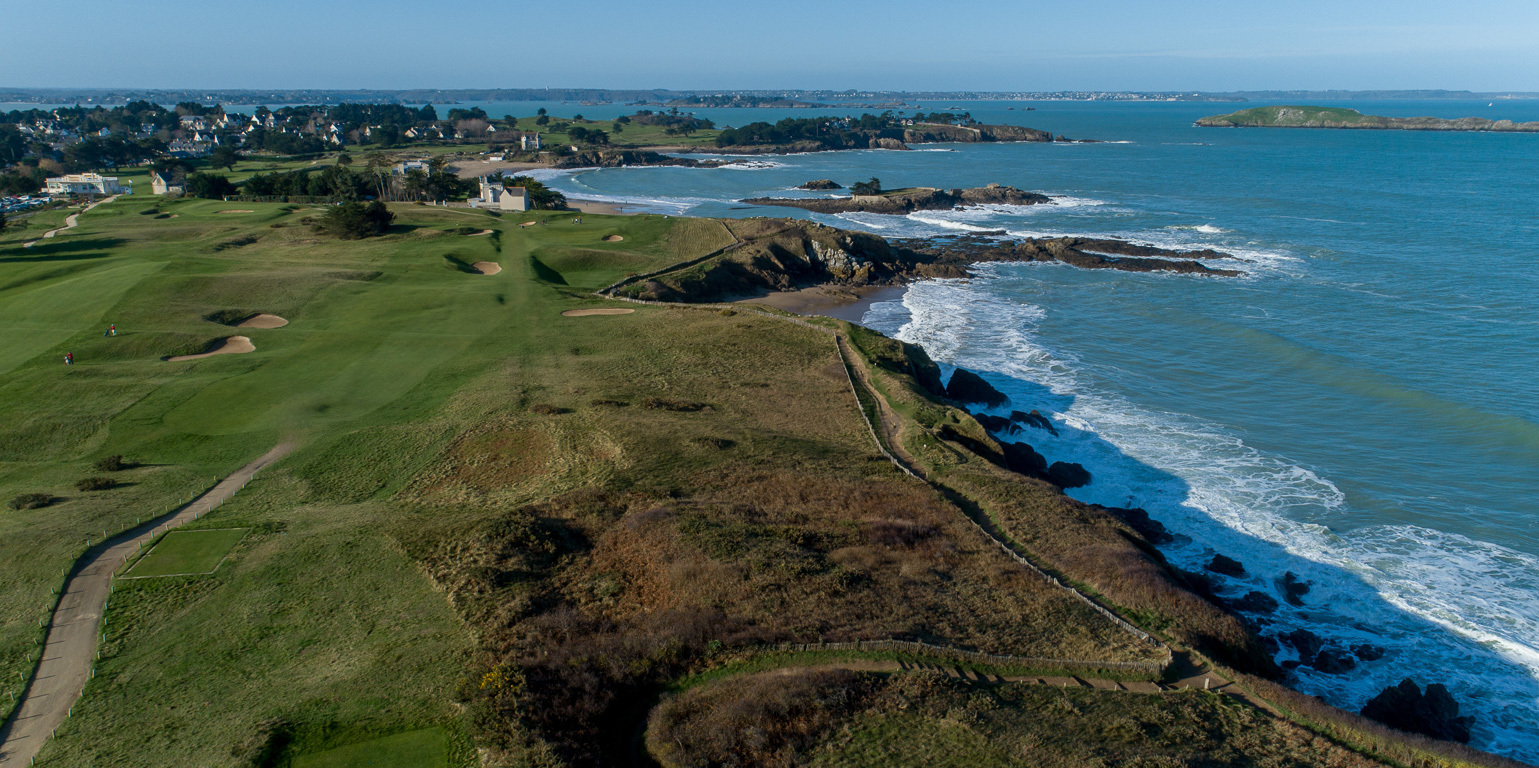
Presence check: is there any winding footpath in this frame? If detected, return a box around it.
[0,444,293,768]
[21,196,120,249]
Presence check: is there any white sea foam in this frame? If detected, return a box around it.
[715,160,785,170]
[864,273,1539,758]
[1167,223,1229,234]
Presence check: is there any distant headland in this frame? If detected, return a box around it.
[1197,105,1539,133]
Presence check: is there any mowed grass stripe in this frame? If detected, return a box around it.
[124,528,248,578]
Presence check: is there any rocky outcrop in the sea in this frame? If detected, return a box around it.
[1229,591,1279,614]
[742,184,1052,215]
[1047,461,1092,488]
[898,233,1243,277]
[1206,554,1246,577]
[1011,409,1058,435]
[945,369,1009,407]
[902,123,1057,144]
[1279,572,1311,606]
[797,179,842,190]
[1361,679,1475,743]
[1000,441,1049,479]
[1097,506,1172,544]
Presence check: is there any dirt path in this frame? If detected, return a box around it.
[21,196,120,248]
[0,443,294,768]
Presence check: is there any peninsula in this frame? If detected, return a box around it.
[1197,105,1539,133]
[743,183,1051,214]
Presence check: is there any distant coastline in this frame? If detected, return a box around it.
[1197,105,1539,133]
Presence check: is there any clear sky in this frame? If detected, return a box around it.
[5,0,1538,92]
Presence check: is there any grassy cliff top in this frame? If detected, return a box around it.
[1197,104,1539,132]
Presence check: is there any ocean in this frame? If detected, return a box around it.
[520,98,1539,760]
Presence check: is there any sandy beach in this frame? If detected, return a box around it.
[567,198,637,215]
[730,284,907,325]
[448,159,548,178]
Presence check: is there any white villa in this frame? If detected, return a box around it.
[520,132,541,150]
[45,173,127,196]
[150,172,184,196]
[471,177,530,211]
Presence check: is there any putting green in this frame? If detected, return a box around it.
[293,727,448,768]
[125,528,248,577]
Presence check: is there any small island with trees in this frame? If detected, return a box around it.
[1197,105,1539,133]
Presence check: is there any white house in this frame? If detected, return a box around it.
[150,171,184,196]
[179,115,209,131]
[520,132,541,151]
[471,177,529,211]
[46,173,127,195]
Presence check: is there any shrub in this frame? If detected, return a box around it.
[640,397,708,412]
[76,477,116,492]
[93,454,129,472]
[317,200,394,239]
[8,493,53,510]
[530,404,569,415]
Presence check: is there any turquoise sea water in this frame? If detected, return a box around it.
[519,99,1539,759]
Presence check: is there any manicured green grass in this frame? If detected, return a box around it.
[293,727,448,768]
[124,528,248,577]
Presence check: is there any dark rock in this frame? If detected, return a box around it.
[1280,572,1312,606]
[1282,629,1324,659]
[945,368,1009,407]
[1009,409,1058,435]
[972,413,1015,433]
[1310,650,1357,674]
[1229,591,1279,614]
[1206,554,1246,577]
[553,149,716,169]
[1103,506,1172,544]
[905,343,946,398]
[743,185,1051,216]
[1361,679,1475,744]
[1352,644,1386,661]
[1281,659,1302,670]
[1258,635,1281,655]
[797,179,842,190]
[1046,461,1092,489]
[999,441,1048,479]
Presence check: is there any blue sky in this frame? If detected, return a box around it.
[5,0,1538,91]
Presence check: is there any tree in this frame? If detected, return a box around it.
[500,176,567,210]
[318,200,394,239]
[850,177,882,195]
[184,172,237,199]
[535,115,549,126]
[209,144,241,171]
[336,152,353,166]
[536,107,547,116]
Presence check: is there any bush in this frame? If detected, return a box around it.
[76,477,116,492]
[93,454,129,472]
[529,404,569,415]
[317,200,394,239]
[184,172,237,199]
[8,493,54,510]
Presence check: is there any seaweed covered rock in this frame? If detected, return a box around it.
[1229,591,1279,614]
[1279,572,1311,606]
[797,179,842,190]
[945,368,1009,407]
[1361,679,1475,743]
[1310,649,1357,674]
[1046,461,1091,489]
[1205,554,1246,577]
[1282,628,1323,659]
[1353,643,1386,661]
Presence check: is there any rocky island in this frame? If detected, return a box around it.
[1197,105,1539,133]
[744,183,1052,214]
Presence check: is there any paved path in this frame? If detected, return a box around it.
[21,195,120,248]
[0,443,293,767]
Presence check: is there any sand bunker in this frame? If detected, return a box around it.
[473,262,502,275]
[237,314,288,329]
[603,235,625,242]
[470,229,494,236]
[520,221,539,227]
[218,210,255,214]
[167,336,255,362]
[562,308,635,317]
